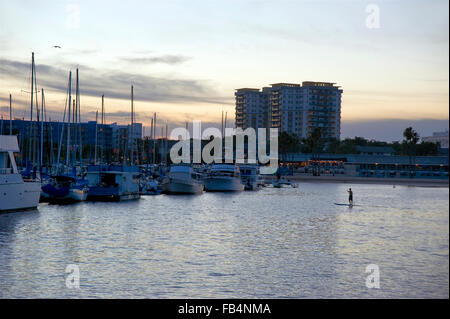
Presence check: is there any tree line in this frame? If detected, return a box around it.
[279,127,442,158]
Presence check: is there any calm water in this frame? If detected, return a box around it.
[0,183,448,298]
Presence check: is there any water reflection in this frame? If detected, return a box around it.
[0,183,448,298]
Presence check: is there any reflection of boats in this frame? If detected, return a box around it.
[272,178,298,188]
[204,164,244,192]
[41,175,88,203]
[86,165,141,201]
[161,165,203,194]
[1,135,41,212]
[239,164,263,191]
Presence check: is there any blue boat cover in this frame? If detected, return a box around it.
[42,184,70,198]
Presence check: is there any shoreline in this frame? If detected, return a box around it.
[263,175,449,187]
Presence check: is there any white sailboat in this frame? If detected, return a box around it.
[204,164,244,192]
[0,135,41,212]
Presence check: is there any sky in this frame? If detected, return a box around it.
[0,0,448,141]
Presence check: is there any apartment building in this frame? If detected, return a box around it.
[235,81,342,139]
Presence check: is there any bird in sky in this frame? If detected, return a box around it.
[52,45,61,49]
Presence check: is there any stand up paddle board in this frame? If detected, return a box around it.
[334,203,357,207]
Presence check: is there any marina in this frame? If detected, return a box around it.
[0,183,448,298]
[2,129,446,298]
[0,0,448,303]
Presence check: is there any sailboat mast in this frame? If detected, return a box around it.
[153,113,156,164]
[76,68,82,165]
[165,122,168,165]
[9,94,12,135]
[94,110,98,164]
[147,118,153,165]
[40,88,44,170]
[130,85,134,165]
[224,112,227,133]
[66,71,72,167]
[29,52,34,163]
[221,110,224,137]
[56,74,69,172]
[101,94,104,164]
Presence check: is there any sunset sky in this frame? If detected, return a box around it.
[0,0,448,141]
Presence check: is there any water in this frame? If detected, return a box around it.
[0,183,448,298]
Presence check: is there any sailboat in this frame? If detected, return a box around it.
[41,69,88,203]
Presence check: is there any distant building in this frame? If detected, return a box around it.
[422,131,449,149]
[235,81,342,139]
[1,119,142,154]
[281,152,449,179]
[110,122,143,151]
[356,146,396,156]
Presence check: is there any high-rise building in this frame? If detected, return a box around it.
[235,81,342,139]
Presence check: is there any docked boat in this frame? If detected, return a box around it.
[41,175,88,203]
[161,165,204,194]
[0,135,41,212]
[239,164,263,191]
[86,165,141,201]
[140,178,162,195]
[204,164,244,192]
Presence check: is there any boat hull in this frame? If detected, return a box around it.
[68,188,88,201]
[162,179,203,194]
[0,176,41,212]
[87,186,140,201]
[204,177,244,192]
[41,185,88,204]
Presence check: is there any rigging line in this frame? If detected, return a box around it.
[56,74,70,170]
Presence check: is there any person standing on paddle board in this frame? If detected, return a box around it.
[347,188,353,205]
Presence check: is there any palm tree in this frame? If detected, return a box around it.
[304,128,323,176]
[279,132,300,162]
[403,127,420,178]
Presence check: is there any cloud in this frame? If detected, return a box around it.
[0,57,231,105]
[122,54,191,65]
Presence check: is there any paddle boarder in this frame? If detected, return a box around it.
[347,188,353,206]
